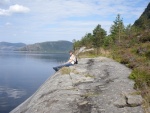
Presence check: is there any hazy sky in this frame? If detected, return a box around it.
[0,0,149,44]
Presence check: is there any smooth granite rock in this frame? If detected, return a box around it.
[10,57,144,113]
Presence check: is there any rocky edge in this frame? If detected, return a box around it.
[11,57,143,113]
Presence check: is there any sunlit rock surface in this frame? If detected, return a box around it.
[10,57,143,113]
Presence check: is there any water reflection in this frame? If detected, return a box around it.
[0,51,69,62]
[0,86,26,99]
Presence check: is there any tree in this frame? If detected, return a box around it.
[72,39,77,50]
[110,14,125,43]
[125,24,132,38]
[81,33,93,48]
[73,33,93,50]
[93,24,107,54]
[103,35,113,47]
[73,39,81,50]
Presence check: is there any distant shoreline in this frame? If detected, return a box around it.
[0,50,70,54]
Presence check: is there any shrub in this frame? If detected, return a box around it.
[129,69,150,89]
[145,51,150,59]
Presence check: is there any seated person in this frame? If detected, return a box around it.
[53,50,76,71]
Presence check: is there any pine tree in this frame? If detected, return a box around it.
[125,24,132,39]
[93,24,107,54]
[110,14,125,43]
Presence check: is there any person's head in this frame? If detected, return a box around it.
[69,50,74,55]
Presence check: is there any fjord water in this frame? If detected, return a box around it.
[0,51,68,113]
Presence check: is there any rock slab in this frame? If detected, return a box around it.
[10,57,143,113]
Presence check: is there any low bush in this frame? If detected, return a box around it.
[129,69,150,89]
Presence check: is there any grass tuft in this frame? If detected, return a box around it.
[84,74,95,78]
[60,67,71,75]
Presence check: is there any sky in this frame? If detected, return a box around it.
[0,0,149,44]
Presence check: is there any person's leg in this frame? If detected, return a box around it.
[53,64,64,71]
[63,63,73,67]
[53,63,73,71]
[53,67,59,71]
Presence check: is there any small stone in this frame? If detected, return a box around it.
[78,101,88,106]
[114,97,127,108]
[126,95,143,107]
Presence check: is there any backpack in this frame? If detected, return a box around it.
[74,57,78,64]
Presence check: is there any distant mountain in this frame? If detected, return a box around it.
[18,41,73,53]
[133,2,150,30]
[0,42,26,51]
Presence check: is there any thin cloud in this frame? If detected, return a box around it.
[9,4,30,13]
[0,0,149,43]
[5,22,12,26]
[26,0,147,23]
[0,4,30,16]
[0,0,10,5]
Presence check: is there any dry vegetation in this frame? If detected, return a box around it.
[77,39,150,112]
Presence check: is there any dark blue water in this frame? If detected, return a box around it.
[0,51,68,113]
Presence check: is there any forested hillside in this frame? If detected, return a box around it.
[73,2,150,112]
[19,40,73,53]
[0,42,26,51]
